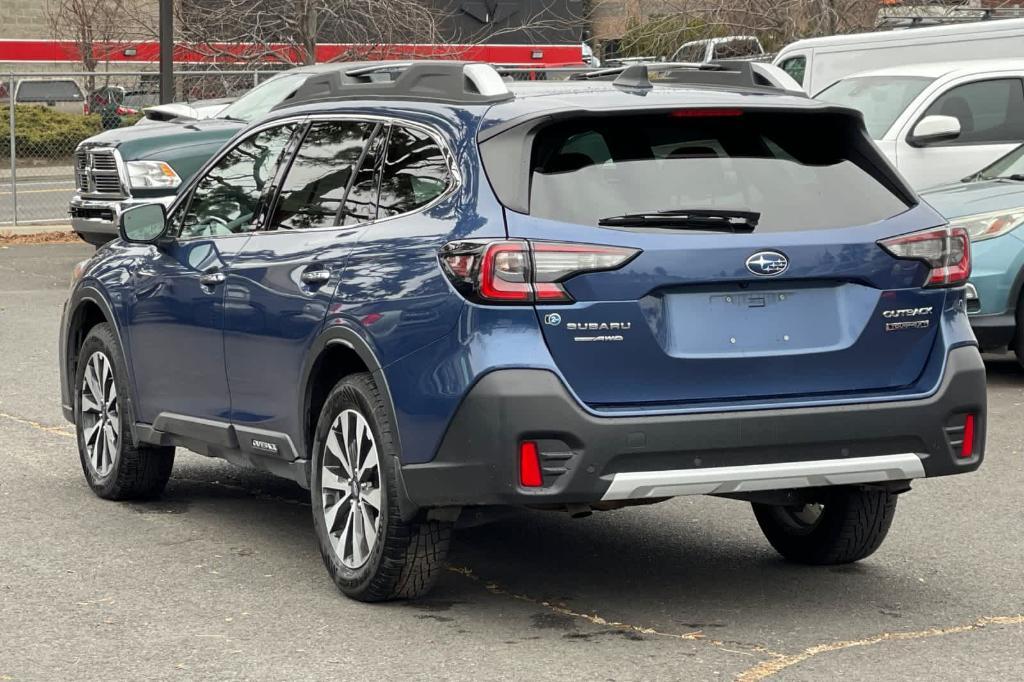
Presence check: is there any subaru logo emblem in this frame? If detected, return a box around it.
[544,313,562,326]
[745,251,789,277]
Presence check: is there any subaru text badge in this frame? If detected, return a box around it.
[746,251,789,277]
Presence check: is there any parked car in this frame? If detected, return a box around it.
[672,36,764,63]
[816,60,1024,189]
[921,144,1024,362]
[69,66,341,246]
[60,61,985,602]
[774,17,1024,94]
[135,97,235,125]
[88,86,160,116]
[14,79,85,115]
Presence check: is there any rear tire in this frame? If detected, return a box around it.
[1012,295,1024,369]
[752,486,898,565]
[74,323,175,500]
[310,372,451,602]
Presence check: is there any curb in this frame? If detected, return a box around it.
[0,223,74,234]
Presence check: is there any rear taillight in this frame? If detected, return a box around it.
[879,226,971,287]
[440,240,639,304]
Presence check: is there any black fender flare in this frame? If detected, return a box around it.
[63,284,141,433]
[299,325,421,520]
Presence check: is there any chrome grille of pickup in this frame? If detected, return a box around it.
[74,149,125,197]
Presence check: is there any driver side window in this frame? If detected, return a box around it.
[178,123,296,239]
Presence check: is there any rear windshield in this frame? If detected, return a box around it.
[17,80,83,101]
[713,39,761,59]
[816,76,933,137]
[523,112,911,232]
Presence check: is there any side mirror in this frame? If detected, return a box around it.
[119,203,167,244]
[911,115,961,145]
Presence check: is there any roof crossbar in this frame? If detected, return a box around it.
[272,61,513,111]
[569,60,801,94]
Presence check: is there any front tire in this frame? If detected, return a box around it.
[310,373,451,602]
[74,323,175,500]
[752,486,898,565]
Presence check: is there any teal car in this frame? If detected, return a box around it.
[922,145,1024,364]
[69,67,326,246]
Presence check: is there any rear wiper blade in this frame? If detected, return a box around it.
[598,209,759,232]
[993,174,1024,182]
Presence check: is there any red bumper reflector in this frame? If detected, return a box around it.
[960,414,976,458]
[519,441,543,487]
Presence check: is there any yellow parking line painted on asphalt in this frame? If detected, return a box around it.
[0,187,75,196]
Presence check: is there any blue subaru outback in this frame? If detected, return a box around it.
[59,61,986,601]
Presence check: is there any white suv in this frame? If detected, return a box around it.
[817,60,1024,189]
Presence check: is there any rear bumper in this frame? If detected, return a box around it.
[400,346,986,508]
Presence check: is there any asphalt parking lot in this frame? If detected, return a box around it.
[1,242,1022,681]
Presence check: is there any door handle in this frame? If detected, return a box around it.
[301,269,332,285]
[199,272,226,286]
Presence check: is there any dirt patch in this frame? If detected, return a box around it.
[0,231,82,246]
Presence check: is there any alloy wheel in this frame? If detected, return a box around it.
[80,351,119,478]
[320,409,382,569]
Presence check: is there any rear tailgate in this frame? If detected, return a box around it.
[507,209,944,407]
[483,107,951,408]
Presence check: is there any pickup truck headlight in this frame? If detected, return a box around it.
[949,208,1024,242]
[126,160,181,189]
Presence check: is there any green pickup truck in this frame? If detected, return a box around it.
[69,67,320,245]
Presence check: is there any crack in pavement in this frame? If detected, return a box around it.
[0,411,74,438]
[452,562,1024,679]
[447,565,703,641]
[734,614,1024,681]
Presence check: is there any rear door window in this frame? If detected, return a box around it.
[270,120,375,230]
[523,111,910,232]
[673,43,706,62]
[713,39,760,59]
[17,80,83,101]
[921,78,1024,145]
[341,126,387,226]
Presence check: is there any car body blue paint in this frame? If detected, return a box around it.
[62,86,976,470]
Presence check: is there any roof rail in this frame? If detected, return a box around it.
[569,60,804,94]
[876,6,1024,29]
[272,61,513,111]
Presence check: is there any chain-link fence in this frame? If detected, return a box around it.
[0,69,279,227]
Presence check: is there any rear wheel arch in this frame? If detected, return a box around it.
[301,328,401,461]
[301,328,418,520]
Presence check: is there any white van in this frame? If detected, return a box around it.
[774,19,1024,94]
[816,60,1024,189]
